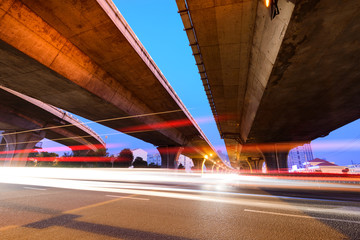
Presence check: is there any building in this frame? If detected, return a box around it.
[131,149,148,162]
[287,143,314,170]
[147,153,161,166]
[146,153,194,170]
[307,158,347,173]
[177,154,194,172]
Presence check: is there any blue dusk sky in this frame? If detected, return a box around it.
[41,1,359,166]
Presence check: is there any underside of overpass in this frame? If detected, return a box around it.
[0,0,224,167]
[177,0,360,170]
[0,86,105,166]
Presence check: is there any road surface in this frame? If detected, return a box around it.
[0,168,359,239]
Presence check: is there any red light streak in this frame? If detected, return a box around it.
[0,143,125,156]
[120,116,214,133]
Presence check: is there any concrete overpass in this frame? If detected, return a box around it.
[0,0,224,168]
[0,86,105,166]
[176,0,360,170]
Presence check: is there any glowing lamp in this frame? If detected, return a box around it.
[265,0,270,7]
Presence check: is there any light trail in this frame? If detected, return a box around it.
[0,168,359,218]
[23,186,47,191]
[119,116,215,132]
[2,136,360,156]
[0,109,184,137]
[105,195,149,201]
[0,115,214,151]
[0,143,125,156]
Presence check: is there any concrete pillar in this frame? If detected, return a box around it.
[1,131,45,167]
[191,158,203,170]
[262,144,290,172]
[204,160,213,169]
[258,159,266,173]
[0,136,8,167]
[246,157,265,173]
[157,146,183,169]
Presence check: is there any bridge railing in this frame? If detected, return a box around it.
[101,0,215,152]
[53,107,105,146]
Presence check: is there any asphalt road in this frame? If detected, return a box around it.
[0,168,359,240]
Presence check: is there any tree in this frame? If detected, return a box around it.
[85,148,111,167]
[41,152,59,158]
[148,162,160,168]
[87,148,109,157]
[28,151,59,167]
[28,151,40,158]
[29,151,58,158]
[62,152,73,157]
[115,148,134,168]
[132,157,147,168]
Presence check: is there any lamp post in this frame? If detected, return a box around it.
[201,155,208,174]
[211,163,216,173]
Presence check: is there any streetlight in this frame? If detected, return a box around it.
[201,155,209,174]
[265,0,270,8]
[211,162,216,173]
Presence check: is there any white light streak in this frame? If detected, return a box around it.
[106,195,149,200]
[23,187,47,191]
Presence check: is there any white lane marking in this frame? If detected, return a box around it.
[23,187,46,191]
[244,209,360,224]
[106,195,149,201]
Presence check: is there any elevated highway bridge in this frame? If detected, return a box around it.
[0,86,105,166]
[0,0,224,168]
[176,0,360,170]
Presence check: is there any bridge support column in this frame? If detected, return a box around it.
[0,131,45,167]
[258,159,266,173]
[262,144,291,172]
[157,146,183,169]
[246,157,265,173]
[191,158,204,170]
[0,135,8,167]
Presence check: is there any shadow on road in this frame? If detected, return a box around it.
[25,214,194,240]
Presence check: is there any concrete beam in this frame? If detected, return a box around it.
[248,0,360,143]
[176,0,295,168]
[0,86,104,152]
[0,0,186,146]
[240,0,295,142]
[0,0,223,162]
